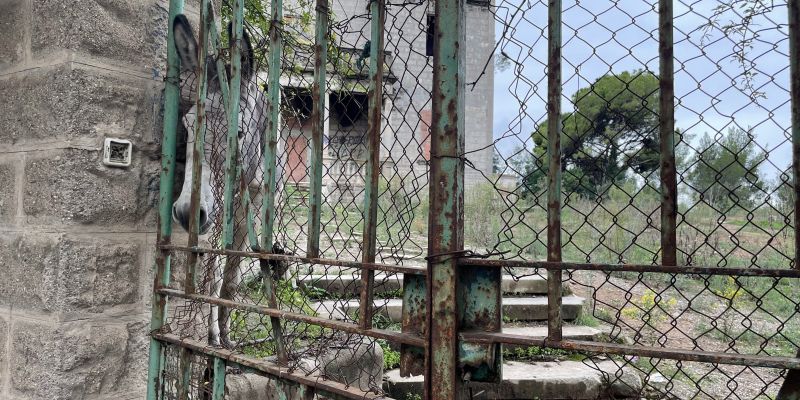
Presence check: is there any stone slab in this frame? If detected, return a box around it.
[0,162,17,224]
[0,64,153,145]
[0,233,141,314]
[24,149,143,225]
[0,0,26,70]
[317,295,585,323]
[299,274,548,296]
[385,360,643,399]
[9,319,135,400]
[31,0,167,70]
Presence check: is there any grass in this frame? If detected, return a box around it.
[234,180,796,395]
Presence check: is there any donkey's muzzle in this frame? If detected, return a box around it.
[173,203,212,234]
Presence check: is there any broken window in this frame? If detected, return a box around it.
[330,91,368,127]
[426,14,435,57]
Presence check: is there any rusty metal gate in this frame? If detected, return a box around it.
[147,0,800,398]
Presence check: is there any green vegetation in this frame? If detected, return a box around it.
[528,71,661,198]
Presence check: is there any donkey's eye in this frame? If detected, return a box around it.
[237,130,244,139]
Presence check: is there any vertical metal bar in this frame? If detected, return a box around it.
[307,0,329,258]
[186,0,209,293]
[177,348,192,400]
[211,356,226,400]
[259,0,289,365]
[223,0,245,251]
[147,1,183,398]
[427,0,465,395]
[546,0,563,343]
[262,0,281,257]
[778,1,800,398]
[659,0,677,267]
[791,0,800,271]
[358,0,385,330]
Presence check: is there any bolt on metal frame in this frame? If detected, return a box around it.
[147,0,800,398]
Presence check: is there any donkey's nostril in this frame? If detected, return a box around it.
[199,208,208,226]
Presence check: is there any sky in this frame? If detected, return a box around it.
[487,0,792,181]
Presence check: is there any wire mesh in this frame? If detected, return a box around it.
[155,0,799,398]
[475,0,798,398]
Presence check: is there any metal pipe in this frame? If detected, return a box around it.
[186,0,210,294]
[153,334,391,399]
[427,0,466,394]
[211,357,226,400]
[222,0,245,251]
[778,0,800,397]
[260,0,289,366]
[161,244,428,275]
[359,0,386,330]
[659,0,678,267]
[459,332,800,370]
[177,347,192,400]
[146,0,184,398]
[307,0,329,258]
[457,258,800,278]
[157,288,426,347]
[546,0,563,342]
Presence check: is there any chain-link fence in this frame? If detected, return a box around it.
[148,0,800,398]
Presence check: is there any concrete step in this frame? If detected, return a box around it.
[298,274,548,297]
[314,295,585,322]
[385,360,644,399]
[381,325,605,352]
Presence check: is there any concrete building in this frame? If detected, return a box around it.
[277,0,495,201]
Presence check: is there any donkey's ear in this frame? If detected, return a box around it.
[227,22,255,80]
[173,14,199,71]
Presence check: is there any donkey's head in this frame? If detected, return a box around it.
[170,14,266,234]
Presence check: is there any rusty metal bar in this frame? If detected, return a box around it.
[258,0,289,366]
[161,244,428,275]
[177,347,192,400]
[546,0,563,343]
[146,1,183,398]
[359,0,386,330]
[427,0,465,394]
[458,258,800,278]
[158,288,427,347]
[154,334,390,399]
[779,0,800,398]
[211,356,226,400]
[307,0,329,258]
[186,0,211,295]
[460,332,800,370]
[659,0,678,267]
[222,0,245,251]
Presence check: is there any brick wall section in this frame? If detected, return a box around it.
[0,0,192,398]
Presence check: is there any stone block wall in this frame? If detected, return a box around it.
[0,0,182,398]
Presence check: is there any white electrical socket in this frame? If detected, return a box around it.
[103,138,133,168]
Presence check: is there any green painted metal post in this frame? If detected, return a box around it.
[211,356,227,400]
[259,0,289,365]
[426,0,465,395]
[778,0,800,398]
[658,0,677,268]
[177,348,192,400]
[546,0,563,343]
[261,0,281,256]
[186,0,209,293]
[358,0,385,330]
[307,0,329,258]
[223,0,245,251]
[146,0,183,398]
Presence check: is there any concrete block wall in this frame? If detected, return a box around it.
[0,0,177,398]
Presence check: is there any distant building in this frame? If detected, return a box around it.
[273,0,495,202]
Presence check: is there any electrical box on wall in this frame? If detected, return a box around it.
[103,138,133,168]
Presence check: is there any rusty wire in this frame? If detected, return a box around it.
[157,0,799,398]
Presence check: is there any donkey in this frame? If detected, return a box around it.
[170,14,283,348]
